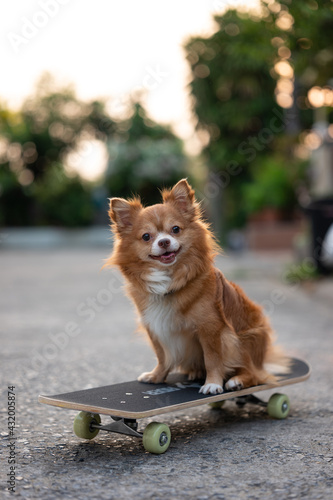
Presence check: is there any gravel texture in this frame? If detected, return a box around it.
[1,248,333,499]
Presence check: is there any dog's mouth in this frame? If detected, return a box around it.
[150,247,181,264]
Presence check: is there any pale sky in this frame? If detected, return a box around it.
[1,0,257,178]
[1,1,258,129]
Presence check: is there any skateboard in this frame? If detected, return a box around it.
[38,357,310,454]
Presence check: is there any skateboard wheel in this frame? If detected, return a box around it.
[209,401,225,409]
[73,411,101,439]
[267,393,290,419]
[142,422,171,454]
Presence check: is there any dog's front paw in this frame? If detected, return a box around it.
[225,376,244,391]
[138,371,165,384]
[138,371,155,383]
[199,383,224,395]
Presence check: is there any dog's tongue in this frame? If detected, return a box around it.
[160,251,175,263]
[150,250,178,263]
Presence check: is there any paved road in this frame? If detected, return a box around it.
[1,248,333,499]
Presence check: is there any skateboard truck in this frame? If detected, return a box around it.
[91,417,170,449]
[91,416,143,439]
[235,394,268,408]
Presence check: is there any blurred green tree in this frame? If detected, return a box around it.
[285,0,333,87]
[0,73,115,226]
[185,0,333,234]
[0,76,190,225]
[105,103,189,205]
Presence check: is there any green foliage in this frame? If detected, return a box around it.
[185,1,333,233]
[1,74,115,179]
[0,165,32,226]
[106,138,188,204]
[242,156,306,215]
[33,163,94,226]
[185,9,282,231]
[106,104,189,204]
[280,0,333,85]
[284,260,320,284]
[0,76,188,226]
[0,74,116,227]
[186,9,278,155]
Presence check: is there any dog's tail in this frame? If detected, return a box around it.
[264,342,291,376]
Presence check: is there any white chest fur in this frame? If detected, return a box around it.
[144,269,172,295]
[142,294,187,368]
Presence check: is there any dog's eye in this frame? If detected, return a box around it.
[142,233,151,242]
[172,226,180,234]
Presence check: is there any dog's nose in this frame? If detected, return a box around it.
[158,238,170,249]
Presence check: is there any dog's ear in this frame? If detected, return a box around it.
[109,197,142,233]
[162,179,197,217]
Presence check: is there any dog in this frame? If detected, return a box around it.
[105,179,286,395]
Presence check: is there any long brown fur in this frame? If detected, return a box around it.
[105,179,287,394]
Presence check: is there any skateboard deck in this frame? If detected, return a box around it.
[38,357,310,453]
[39,357,310,418]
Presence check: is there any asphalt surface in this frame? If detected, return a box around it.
[1,247,333,499]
